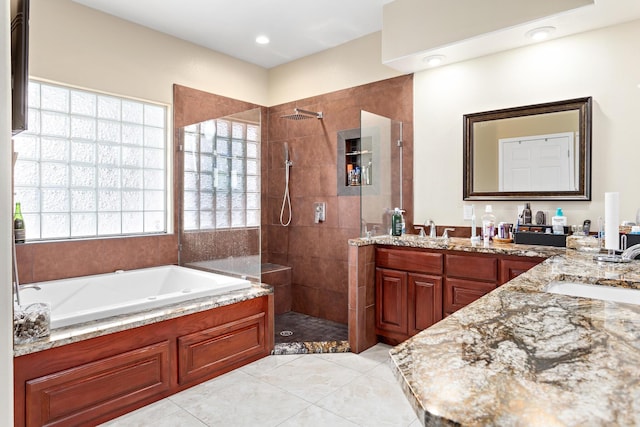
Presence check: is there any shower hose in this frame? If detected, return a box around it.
[280,160,292,226]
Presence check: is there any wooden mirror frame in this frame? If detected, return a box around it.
[463,97,592,201]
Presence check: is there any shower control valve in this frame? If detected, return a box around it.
[314,202,326,224]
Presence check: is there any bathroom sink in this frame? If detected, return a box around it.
[545,280,640,305]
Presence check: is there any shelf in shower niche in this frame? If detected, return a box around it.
[346,150,371,156]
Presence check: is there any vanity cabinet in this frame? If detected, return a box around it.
[375,248,443,344]
[374,246,545,343]
[444,253,498,316]
[499,257,545,284]
[14,295,273,427]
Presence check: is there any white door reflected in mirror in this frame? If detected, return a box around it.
[499,132,576,192]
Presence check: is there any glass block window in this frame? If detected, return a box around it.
[13,80,168,240]
[183,118,260,231]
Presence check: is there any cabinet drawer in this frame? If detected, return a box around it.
[499,257,544,285]
[25,341,171,427]
[376,247,443,275]
[178,313,267,386]
[446,253,497,282]
[444,278,496,315]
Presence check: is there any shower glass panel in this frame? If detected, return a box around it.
[179,108,261,280]
[360,110,402,237]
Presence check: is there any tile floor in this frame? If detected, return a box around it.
[101,343,420,427]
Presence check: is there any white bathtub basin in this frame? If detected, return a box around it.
[18,265,253,329]
[545,280,640,305]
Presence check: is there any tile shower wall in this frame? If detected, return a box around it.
[265,75,414,325]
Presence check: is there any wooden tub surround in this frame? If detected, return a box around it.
[14,288,274,427]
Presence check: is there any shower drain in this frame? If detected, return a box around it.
[279,330,294,337]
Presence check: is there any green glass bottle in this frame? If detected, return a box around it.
[14,202,26,243]
[391,207,402,237]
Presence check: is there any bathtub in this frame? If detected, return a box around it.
[17,265,252,329]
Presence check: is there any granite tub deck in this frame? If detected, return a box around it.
[14,282,273,357]
[389,250,640,426]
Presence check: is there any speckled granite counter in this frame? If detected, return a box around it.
[14,283,272,357]
[389,250,640,426]
[349,234,565,258]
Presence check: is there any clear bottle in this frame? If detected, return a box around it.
[482,205,496,242]
[391,207,403,237]
[14,202,25,243]
[552,208,567,235]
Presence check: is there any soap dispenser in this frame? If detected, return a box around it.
[552,208,567,235]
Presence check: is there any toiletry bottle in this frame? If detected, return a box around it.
[552,208,567,235]
[400,210,406,235]
[470,205,480,243]
[14,202,25,243]
[391,208,402,236]
[522,203,532,224]
[482,205,496,242]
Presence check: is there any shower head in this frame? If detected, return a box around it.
[283,142,289,163]
[281,108,323,121]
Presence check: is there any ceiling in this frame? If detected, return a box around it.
[72,0,640,71]
[71,0,393,69]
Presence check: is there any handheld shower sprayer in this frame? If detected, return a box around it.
[284,142,291,164]
[280,142,292,226]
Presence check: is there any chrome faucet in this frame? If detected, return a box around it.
[442,228,455,239]
[622,243,640,261]
[426,220,436,238]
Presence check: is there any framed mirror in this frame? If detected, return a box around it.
[463,97,592,201]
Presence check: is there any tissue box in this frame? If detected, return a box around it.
[514,231,567,247]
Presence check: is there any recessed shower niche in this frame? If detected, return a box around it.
[338,128,377,197]
[338,111,403,236]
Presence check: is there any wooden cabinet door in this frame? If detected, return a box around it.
[24,341,171,427]
[375,268,408,336]
[408,273,442,336]
[499,257,544,285]
[446,253,498,281]
[444,278,496,316]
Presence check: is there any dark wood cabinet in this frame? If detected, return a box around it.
[408,273,443,336]
[499,257,544,284]
[375,268,408,337]
[444,277,497,315]
[375,246,545,341]
[15,295,273,427]
[375,248,443,344]
[444,253,498,316]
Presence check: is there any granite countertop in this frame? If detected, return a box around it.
[389,250,640,426]
[14,283,272,357]
[349,234,566,258]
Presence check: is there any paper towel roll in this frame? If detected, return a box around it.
[604,192,620,250]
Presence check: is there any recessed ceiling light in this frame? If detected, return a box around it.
[423,55,445,67]
[526,26,556,42]
[255,35,270,45]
